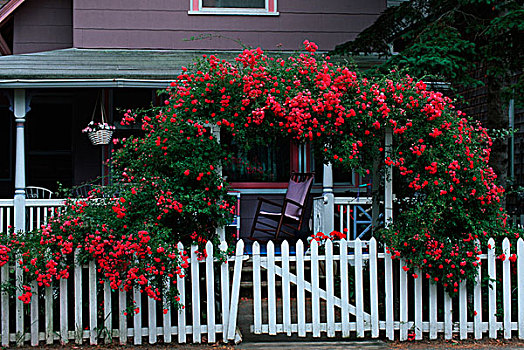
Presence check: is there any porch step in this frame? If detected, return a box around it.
[240,280,282,288]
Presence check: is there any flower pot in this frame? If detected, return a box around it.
[88,129,113,145]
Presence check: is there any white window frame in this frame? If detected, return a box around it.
[188,0,278,16]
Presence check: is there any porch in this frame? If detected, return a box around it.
[0,86,391,238]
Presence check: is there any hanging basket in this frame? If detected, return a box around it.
[88,129,113,145]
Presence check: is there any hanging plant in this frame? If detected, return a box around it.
[83,92,115,145]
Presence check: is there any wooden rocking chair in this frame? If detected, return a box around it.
[249,172,314,242]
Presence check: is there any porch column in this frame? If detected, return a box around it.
[384,128,393,227]
[322,163,334,233]
[13,89,27,234]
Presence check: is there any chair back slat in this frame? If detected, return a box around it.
[284,175,314,218]
[25,187,53,199]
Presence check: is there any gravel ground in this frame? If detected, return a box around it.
[10,339,524,350]
[387,338,524,349]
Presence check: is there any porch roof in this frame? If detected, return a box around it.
[0,48,216,88]
[0,48,383,89]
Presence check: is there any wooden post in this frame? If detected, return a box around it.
[13,89,27,234]
[211,124,226,241]
[322,163,334,233]
[384,128,393,227]
[13,89,27,347]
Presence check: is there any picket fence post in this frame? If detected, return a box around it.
[252,242,261,335]
[220,241,231,342]
[502,238,512,339]
[414,268,422,340]
[517,238,524,339]
[384,246,394,340]
[162,278,172,344]
[119,289,128,344]
[227,239,244,341]
[368,238,379,338]
[311,240,320,337]
[133,286,142,345]
[30,280,39,346]
[281,240,292,336]
[88,260,97,345]
[267,241,276,335]
[205,241,216,343]
[488,237,497,338]
[296,240,306,337]
[45,285,54,344]
[15,261,23,346]
[474,254,483,340]
[459,280,467,339]
[340,239,350,338]
[60,278,69,343]
[325,239,335,337]
[74,250,83,344]
[443,287,453,340]
[1,264,9,346]
[354,239,364,338]
[399,258,408,341]
[191,244,201,343]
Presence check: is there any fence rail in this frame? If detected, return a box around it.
[251,237,524,341]
[0,240,245,347]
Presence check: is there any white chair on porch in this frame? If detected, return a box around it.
[25,186,53,199]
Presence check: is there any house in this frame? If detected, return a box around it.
[0,0,388,238]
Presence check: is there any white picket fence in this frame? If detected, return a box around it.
[2,197,524,343]
[0,240,246,347]
[251,237,524,340]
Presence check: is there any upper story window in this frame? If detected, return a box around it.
[189,0,278,15]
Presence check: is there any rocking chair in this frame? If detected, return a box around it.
[249,172,314,242]
[25,186,53,199]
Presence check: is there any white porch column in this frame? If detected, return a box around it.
[13,89,27,234]
[322,163,334,233]
[384,128,393,227]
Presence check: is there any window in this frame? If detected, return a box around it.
[26,102,73,191]
[189,0,278,15]
[0,107,12,181]
[221,132,290,182]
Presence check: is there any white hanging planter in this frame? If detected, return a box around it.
[83,92,115,146]
[87,129,114,145]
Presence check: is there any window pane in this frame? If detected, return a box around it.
[222,133,290,182]
[202,0,265,8]
[26,102,73,191]
[0,108,12,179]
[313,152,355,184]
[27,104,72,152]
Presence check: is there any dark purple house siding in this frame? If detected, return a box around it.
[12,0,72,54]
[72,0,385,51]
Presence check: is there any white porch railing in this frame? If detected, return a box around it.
[0,199,14,234]
[313,196,373,239]
[0,199,65,233]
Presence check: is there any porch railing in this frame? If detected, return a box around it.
[0,199,65,233]
[313,196,373,239]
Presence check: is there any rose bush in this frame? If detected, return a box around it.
[0,41,519,302]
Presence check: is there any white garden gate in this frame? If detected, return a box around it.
[251,237,524,341]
